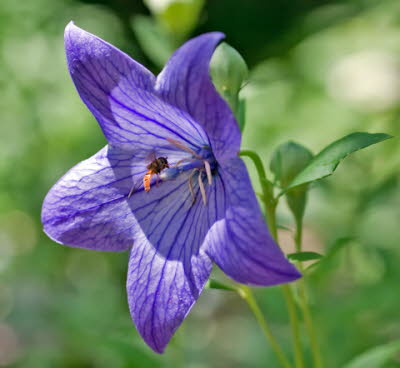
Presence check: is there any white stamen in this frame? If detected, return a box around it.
[166,138,202,159]
[188,168,199,204]
[128,186,135,198]
[204,160,212,185]
[172,157,195,168]
[198,171,207,205]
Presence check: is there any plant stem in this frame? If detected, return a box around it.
[294,217,303,253]
[294,224,323,368]
[264,196,304,368]
[240,150,305,368]
[237,285,293,368]
[239,150,277,228]
[281,285,304,368]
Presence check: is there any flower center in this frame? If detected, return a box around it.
[159,138,217,205]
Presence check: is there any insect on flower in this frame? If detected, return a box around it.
[42,22,301,354]
[143,156,170,193]
[127,153,170,197]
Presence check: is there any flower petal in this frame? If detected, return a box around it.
[124,170,222,353]
[41,146,142,251]
[206,158,301,286]
[127,237,212,353]
[41,144,194,251]
[156,33,241,161]
[65,22,208,152]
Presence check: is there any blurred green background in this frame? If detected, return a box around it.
[0,0,399,367]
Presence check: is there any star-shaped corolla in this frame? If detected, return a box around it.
[42,22,301,353]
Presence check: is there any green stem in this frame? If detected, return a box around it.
[294,224,323,368]
[294,217,303,253]
[239,150,276,219]
[240,150,305,368]
[281,285,304,368]
[237,285,293,368]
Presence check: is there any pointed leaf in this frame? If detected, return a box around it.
[343,340,400,368]
[277,224,292,231]
[287,132,392,190]
[205,279,237,291]
[307,237,354,274]
[288,252,323,262]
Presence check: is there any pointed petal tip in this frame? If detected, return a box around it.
[148,341,167,354]
[64,21,86,62]
[41,198,67,247]
[201,30,225,41]
[187,31,225,50]
[41,224,64,247]
[65,20,75,29]
[273,263,303,286]
[285,265,303,282]
[257,257,303,287]
[246,265,302,288]
[64,20,79,40]
[64,21,95,52]
[64,21,101,59]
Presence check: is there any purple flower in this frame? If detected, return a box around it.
[42,22,301,353]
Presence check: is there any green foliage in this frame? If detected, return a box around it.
[157,0,204,38]
[343,340,400,368]
[144,0,204,40]
[307,237,354,275]
[287,132,393,190]
[210,42,248,119]
[287,252,323,262]
[205,279,237,291]
[270,141,313,188]
[133,0,205,68]
[131,15,175,68]
[270,141,313,225]
[236,97,246,131]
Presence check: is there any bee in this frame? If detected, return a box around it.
[143,156,169,192]
[127,154,170,198]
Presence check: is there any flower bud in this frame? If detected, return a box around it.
[144,0,204,39]
[270,141,313,188]
[270,141,313,223]
[210,42,248,117]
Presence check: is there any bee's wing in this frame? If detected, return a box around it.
[145,151,157,164]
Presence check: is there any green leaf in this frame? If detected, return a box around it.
[322,236,354,262]
[205,279,236,292]
[277,224,292,231]
[236,97,246,132]
[270,141,314,187]
[286,132,393,190]
[287,251,323,262]
[343,340,400,368]
[307,237,354,274]
[270,141,314,224]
